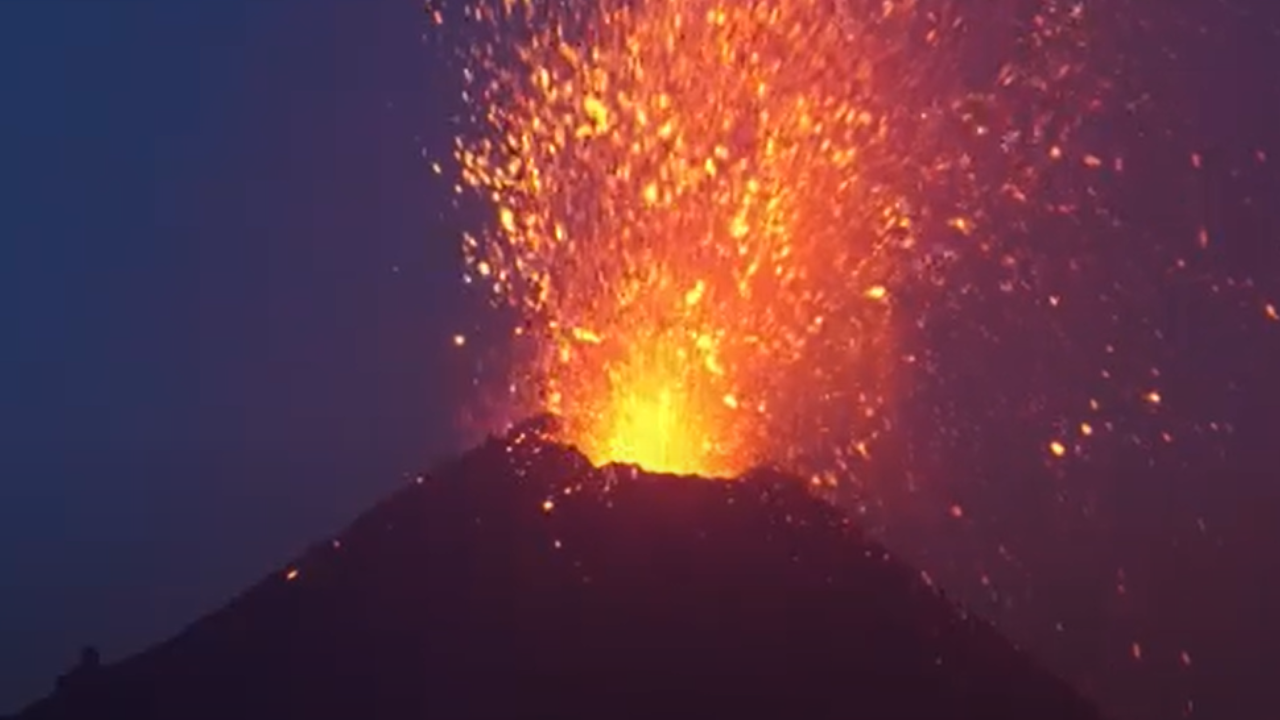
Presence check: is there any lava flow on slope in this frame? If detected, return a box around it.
[17,420,1104,720]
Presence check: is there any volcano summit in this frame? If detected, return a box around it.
[14,420,1104,720]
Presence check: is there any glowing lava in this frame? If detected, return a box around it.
[451,0,1106,477]
[439,4,1279,717]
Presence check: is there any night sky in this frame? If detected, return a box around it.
[2,1,1279,719]
[0,1,479,710]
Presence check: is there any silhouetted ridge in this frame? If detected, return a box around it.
[15,424,1105,720]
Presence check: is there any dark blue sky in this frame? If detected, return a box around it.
[0,2,476,709]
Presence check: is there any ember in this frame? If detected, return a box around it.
[452,0,1116,478]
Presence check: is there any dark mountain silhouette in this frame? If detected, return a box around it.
[13,417,1104,720]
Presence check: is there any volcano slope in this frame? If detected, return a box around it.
[15,421,1104,720]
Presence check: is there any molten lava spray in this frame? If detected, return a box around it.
[450,0,1113,477]
[436,2,1280,717]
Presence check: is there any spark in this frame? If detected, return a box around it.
[453,0,1119,478]
[285,568,300,581]
[440,5,1260,714]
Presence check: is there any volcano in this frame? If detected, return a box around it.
[14,418,1104,720]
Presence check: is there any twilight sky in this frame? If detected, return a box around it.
[0,1,478,709]
[2,2,1279,719]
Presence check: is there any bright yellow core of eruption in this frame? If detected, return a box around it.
[563,325,756,477]
[456,0,965,477]
[595,350,709,476]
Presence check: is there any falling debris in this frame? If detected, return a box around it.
[450,0,1198,482]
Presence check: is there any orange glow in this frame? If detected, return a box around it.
[455,0,1103,478]
[285,568,299,581]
